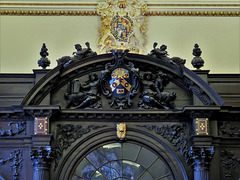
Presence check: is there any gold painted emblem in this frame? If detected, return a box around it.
[116,123,126,139]
[195,118,209,135]
[97,0,147,54]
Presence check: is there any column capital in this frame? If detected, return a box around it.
[189,146,214,167]
[29,146,53,168]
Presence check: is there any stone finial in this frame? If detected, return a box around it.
[191,44,204,69]
[38,43,51,69]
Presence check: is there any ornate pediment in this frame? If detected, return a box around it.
[21,43,223,110]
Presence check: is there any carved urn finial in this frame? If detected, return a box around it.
[191,44,204,69]
[38,43,51,69]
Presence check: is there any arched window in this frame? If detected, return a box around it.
[71,142,174,180]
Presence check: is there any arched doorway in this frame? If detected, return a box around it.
[71,142,174,180]
[55,128,188,180]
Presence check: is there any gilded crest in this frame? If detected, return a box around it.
[97,0,147,54]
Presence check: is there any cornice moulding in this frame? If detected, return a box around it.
[1,1,239,15]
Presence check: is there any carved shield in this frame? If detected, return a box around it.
[111,15,133,42]
[109,68,132,97]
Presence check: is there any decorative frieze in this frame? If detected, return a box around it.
[0,121,26,137]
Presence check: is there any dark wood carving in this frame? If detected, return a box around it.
[138,71,177,109]
[148,42,186,66]
[101,50,140,109]
[219,122,240,137]
[38,43,50,69]
[0,121,26,136]
[221,150,240,180]
[191,44,204,69]
[0,149,23,180]
[138,124,190,163]
[57,42,97,67]
[53,124,106,170]
[65,73,101,109]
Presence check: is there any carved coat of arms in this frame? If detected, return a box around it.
[97,0,147,54]
[101,50,140,109]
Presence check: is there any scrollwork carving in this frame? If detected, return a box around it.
[221,149,240,180]
[53,124,106,170]
[138,124,190,163]
[0,121,26,137]
[219,122,240,137]
[0,149,23,180]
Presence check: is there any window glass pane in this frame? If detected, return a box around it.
[71,174,87,180]
[86,147,108,168]
[158,175,173,180]
[123,143,141,161]
[102,143,121,161]
[91,171,105,180]
[123,160,145,179]
[99,161,122,179]
[148,159,171,179]
[74,158,96,179]
[138,171,154,180]
[136,147,157,168]
[72,143,174,180]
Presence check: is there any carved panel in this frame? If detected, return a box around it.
[0,121,26,137]
[53,124,106,170]
[218,122,240,137]
[0,149,23,180]
[138,124,190,163]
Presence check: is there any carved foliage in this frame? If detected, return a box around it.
[0,121,26,137]
[221,150,240,180]
[54,124,106,170]
[219,122,240,137]
[139,124,190,163]
[0,149,23,180]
